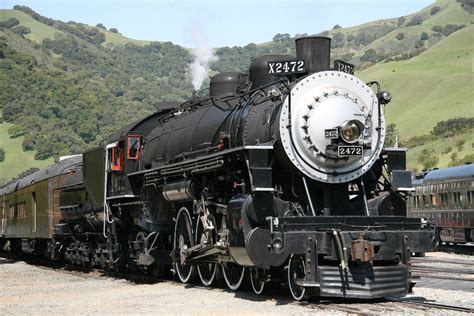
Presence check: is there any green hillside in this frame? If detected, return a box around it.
[0,122,54,184]
[358,25,473,171]
[0,7,149,47]
[328,0,473,60]
[0,9,63,42]
[358,25,473,138]
[406,132,473,171]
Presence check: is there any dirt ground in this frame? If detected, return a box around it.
[0,252,472,315]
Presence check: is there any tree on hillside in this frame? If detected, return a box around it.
[449,153,474,167]
[385,123,401,147]
[8,125,25,138]
[295,33,308,39]
[456,139,465,151]
[0,18,20,28]
[441,24,465,36]
[457,0,474,13]
[272,33,291,42]
[420,32,429,40]
[396,33,405,41]
[360,49,379,63]
[407,15,423,26]
[317,31,329,37]
[414,39,425,49]
[333,24,342,29]
[12,25,31,37]
[96,23,106,30]
[331,32,345,48]
[430,6,441,15]
[109,28,119,33]
[0,148,5,162]
[418,149,439,170]
[431,118,474,137]
[397,16,406,27]
[431,25,443,33]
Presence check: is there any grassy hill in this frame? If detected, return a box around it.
[358,25,473,171]
[0,122,54,184]
[326,0,473,60]
[102,29,150,47]
[0,8,149,47]
[0,9,63,42]
[358,25,473,138]
[406,132,473,171]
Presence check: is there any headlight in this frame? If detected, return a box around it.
[340,121,362,143]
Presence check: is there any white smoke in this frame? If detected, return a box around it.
[189,25,217,91]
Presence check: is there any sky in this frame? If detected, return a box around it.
[0,0,435,47]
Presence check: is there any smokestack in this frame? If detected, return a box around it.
[295,36,331,74]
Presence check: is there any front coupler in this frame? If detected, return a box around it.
[266,216,436,298]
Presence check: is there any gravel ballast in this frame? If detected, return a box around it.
[0,252,472,315]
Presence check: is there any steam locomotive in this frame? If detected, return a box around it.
[0,37,436,300]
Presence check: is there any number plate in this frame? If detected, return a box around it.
[268,60,305,75]
[334,60,355,75]
[325,128,338,139]
[338,146,363,156]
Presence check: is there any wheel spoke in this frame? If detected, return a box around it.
[173,207,194,283]
[197,261,217,287]
[288,254,307,301]
[195,215,217,286]
[222,263,245,291]
[250,268,266,295]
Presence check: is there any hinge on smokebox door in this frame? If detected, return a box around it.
[244,145,274,192]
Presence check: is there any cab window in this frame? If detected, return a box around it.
[127,135,141,160]
[111,147,123,171]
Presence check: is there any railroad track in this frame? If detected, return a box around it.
[412,266,474,275]
[411,256,474,266]
[387,298,474,313]
[301,298,474,315]
[438,243,474,256]
[2,252,473,315]
[410,253,474,283]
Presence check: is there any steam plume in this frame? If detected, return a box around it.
[189,25,217,91]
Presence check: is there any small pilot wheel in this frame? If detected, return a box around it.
[195,216,217,286]
[250,268,266,295]
[288,254,307,301]
[222,262,246,291]
[173,206,195,283]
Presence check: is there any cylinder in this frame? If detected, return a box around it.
[226,194,288,268]
[295,36,331,74]
[162,179,198,202]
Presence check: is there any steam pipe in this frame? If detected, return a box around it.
[302,177,316,216]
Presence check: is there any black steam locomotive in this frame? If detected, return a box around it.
[0,37,435,300]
